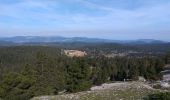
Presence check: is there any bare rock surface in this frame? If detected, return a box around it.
[31,82,160,100]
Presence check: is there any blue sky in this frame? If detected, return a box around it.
[0,0,170,41]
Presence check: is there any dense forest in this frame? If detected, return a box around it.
[0,46,169,100]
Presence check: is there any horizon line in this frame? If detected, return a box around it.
[0,35,169,42]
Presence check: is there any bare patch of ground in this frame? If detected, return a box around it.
[64,50,87,57]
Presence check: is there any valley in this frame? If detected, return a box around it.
[0,40,169,100]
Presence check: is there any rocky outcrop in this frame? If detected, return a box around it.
[31,82,159,100]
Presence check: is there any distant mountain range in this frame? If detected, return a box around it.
[0,36,168,44]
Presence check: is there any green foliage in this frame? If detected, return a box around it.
[164,52,170,64]
[144,92,170,100]
[66,58,92,92]
[0,46,166,100]
[0,64,36,100]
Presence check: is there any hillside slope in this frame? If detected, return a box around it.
[31,82,162,100]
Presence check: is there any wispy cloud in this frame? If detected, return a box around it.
[0,0,170,40]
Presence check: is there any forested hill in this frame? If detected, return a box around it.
[0,41,170,54]
[0,36,167,44]
[0,46,169,100]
